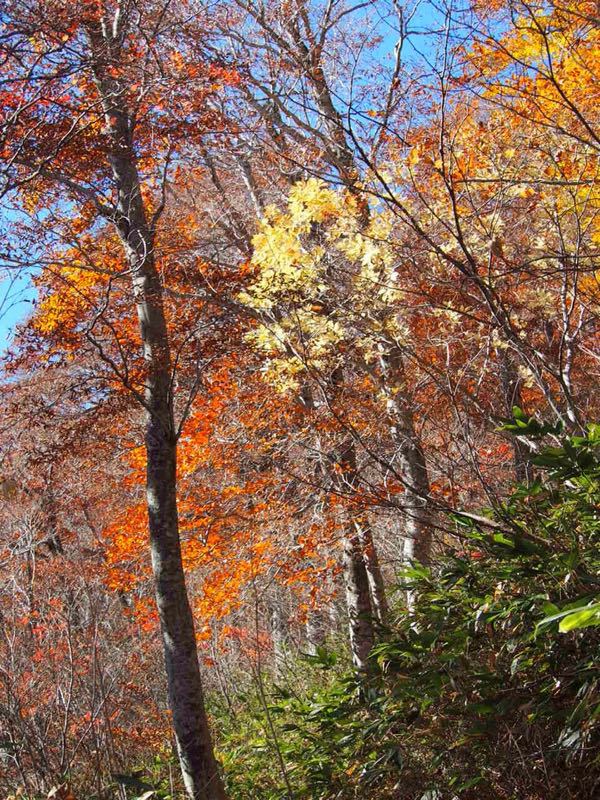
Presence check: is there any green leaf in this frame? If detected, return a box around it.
[558,605,600,632]
[512,405,527,420]
[493,532,514,547]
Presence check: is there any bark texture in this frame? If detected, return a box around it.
[305,609,327,655]
[357,522,389,623]
[270,596,289,676]
[341,528,375,670]
[333,440,376,670]
[380,344,433,565]
[499,349,533,484]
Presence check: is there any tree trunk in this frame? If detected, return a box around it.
[499,349,532,484]
[311,392,379,667]
[341,529,375,670]
[305,608,327,655]
[145,415,226,800]
[380,345,433,565]
[394,409,433,565]
[356,521,389,623]
[87,25,227,800]
[269,597,288,677]
[332,440,375,669]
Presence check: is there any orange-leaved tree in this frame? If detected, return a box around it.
[0,2,240,796]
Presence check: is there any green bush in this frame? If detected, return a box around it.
[217,421,600,800]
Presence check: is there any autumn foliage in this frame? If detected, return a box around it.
[0,1,599,798]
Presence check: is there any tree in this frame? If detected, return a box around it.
[0,2,233,796]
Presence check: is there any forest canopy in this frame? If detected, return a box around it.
[0,1,598,799]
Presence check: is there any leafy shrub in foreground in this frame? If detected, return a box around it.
[219,423,600,799]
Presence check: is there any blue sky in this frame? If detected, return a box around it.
[0,201,39,351]
[0,270,36,351]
